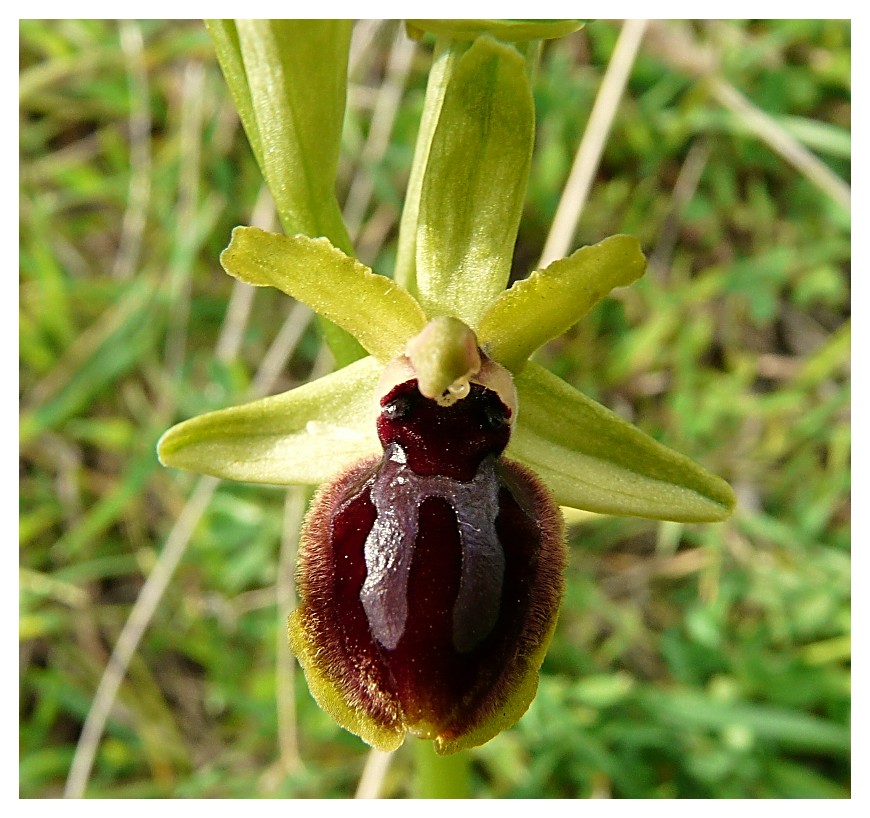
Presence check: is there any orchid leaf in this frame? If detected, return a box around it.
[508,363,735,522]
[157,356,382,485]
[406,20,585,42]
[220,227,428,362]
[415,36,534,328]
[479,235,647,372]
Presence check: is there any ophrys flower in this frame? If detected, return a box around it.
[158,29,734,755]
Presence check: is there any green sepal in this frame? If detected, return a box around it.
[508,363,736,522]
[479,235,647,372]
[406,20,585,42]
[156,356,382,485]
[415,36,534,328]
[394,38,466,295]
[220,227,428,362]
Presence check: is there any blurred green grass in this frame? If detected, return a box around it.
[20,19,850,798]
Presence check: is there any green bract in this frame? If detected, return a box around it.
[206,19,352,249]
[207,19,363,365]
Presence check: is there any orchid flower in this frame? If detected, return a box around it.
[158,22,734,755]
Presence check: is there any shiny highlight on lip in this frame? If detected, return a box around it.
[289,377,565,753]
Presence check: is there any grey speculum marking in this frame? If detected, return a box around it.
[360,443,505,653]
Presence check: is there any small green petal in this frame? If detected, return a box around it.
[415,36,534,328]
[406,20,585,42]
[221,227,428,362]
[479,235,647,372]
[157,356,382,485]
[509,363,736,522]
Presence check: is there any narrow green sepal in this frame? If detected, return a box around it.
[394,38,466,295]
[220,227,428,362]
[406,20,585,42]
[415,36,534,328]
[479,235,647,372]
[157,356,382,485]
[509,363,736,522]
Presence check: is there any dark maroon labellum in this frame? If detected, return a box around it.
[291,377,565,751]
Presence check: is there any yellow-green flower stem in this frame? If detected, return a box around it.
[414,740,471,798]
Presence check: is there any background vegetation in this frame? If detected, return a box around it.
[20,19,850,798]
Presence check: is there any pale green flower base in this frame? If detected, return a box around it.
[414,741,471,798]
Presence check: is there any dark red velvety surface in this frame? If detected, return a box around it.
[376,380,511,480]
[294,379,565,741]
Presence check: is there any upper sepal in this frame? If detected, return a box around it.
[414,36,534,328]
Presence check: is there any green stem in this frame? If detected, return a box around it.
[522,39,543,84]
[413,740,471,798]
